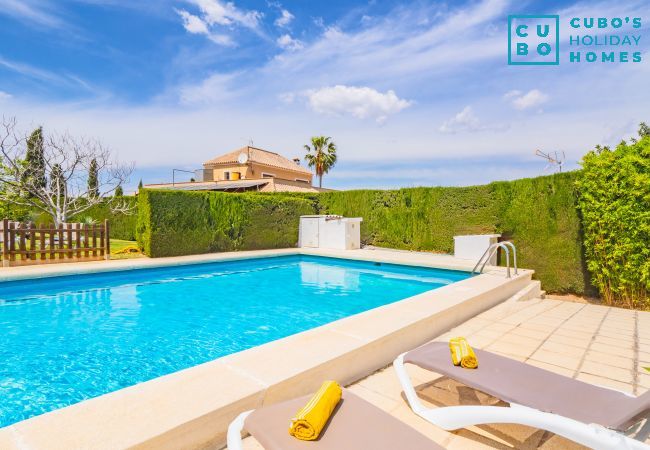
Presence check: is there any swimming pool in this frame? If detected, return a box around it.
[0,255,470,427]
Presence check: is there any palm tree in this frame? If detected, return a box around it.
[304,136,337,188]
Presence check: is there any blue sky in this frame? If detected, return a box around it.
[0,0,649,192]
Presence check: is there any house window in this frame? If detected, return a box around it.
[295,178,309,183]
[261,172,275,178]
[224,172,230,180]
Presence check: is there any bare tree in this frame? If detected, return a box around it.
[0,117,134,226]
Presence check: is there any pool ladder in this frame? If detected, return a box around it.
[472,241,518,278]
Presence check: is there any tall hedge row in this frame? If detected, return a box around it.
[576,136,650,309]
[136,189,314,257]
[313,172,587,295]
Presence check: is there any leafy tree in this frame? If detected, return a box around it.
[639,122,650,138]
[0,118,133,226]
[114,185,124,197]
[138,179,143,190]
[88,158,99,198]
[21,127,46,194]
[304,136,337,188]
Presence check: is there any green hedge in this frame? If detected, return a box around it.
[136,189,314,257]
[576,136,650,309]
[313,172,588,295]
[135,173,594,296]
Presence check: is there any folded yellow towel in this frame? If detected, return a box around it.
[289,380,342,441]
[449,337,478,369]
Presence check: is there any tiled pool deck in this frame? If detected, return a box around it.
[240,297,650,449]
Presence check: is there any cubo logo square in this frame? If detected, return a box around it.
[508,15,560,65]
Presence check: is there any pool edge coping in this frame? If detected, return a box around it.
[0,248,533,450]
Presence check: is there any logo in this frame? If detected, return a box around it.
[508,15,560,65]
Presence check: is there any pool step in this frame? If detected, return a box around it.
[507,280,543,303]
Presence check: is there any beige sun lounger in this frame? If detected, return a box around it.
[394,341,650,450]
[227,388,442,449]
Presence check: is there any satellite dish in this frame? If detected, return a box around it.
[237,152,249,164]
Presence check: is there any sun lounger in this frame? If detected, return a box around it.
[227,388,442,449]
[394,341,650,450]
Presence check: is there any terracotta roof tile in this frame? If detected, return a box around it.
[204,146,312,175]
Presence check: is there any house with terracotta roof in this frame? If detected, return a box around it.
[144,146,332,193]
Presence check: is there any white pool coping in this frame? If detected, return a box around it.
[0,248,533,450]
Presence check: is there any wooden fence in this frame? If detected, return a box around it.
[1,219,110,267]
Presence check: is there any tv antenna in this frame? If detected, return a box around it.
[535,149,565,172]
[239,137,254,147]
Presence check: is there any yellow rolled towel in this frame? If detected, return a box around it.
[449,337,478,369]
[289,380,342,441]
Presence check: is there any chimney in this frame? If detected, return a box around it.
[293,158,301,165]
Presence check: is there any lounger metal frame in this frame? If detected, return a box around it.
[394,353,649,450]
[227,411,253,450]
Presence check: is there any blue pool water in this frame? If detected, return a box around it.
[0,255,469,427]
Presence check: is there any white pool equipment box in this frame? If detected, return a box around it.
[453,234,501,265]
[299,215,363,250]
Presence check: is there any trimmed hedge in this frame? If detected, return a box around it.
[313,172,588,295]
[137,172,588,295]
[576,136,650,309]
[136,189,314,257]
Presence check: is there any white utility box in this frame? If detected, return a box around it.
[453,234,501,265]
[299,215,363,250]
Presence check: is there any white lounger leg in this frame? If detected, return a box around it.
[393,353,649,450]
[227,411,253,450]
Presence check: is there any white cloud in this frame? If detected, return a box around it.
[505,89,549,111]
[177,0,263,46]
[278,92,295,103]
[274,8,294,28]
[440,106,483,134]
[179,72,239,105]
[0,91,12,101]
[277,34,303,51]
[306,85,411,123]
[189,0,262,29]
[265,0,509,91]
[177,9,209,35]
[0,0,64,29]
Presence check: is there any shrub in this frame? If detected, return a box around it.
[0,198,137,240]
[136,190,314,257]
[576,137,650,308]
[71,198,138,240]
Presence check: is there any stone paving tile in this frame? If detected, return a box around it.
[537,340,587,358]
[529,349,583,371]
[594,334,635,347]
[545,334,592,349]
[584,349,634,370]
[525,359,575,377]
[508,325,554,341]
[238,299,648,450]
[590,342,635,358]
[579,360,635,383]
[575,373,633,394]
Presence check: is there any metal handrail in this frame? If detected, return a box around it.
[472,241,518,278]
